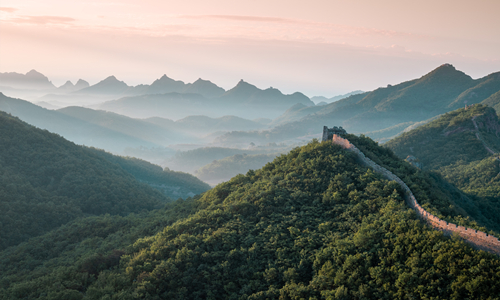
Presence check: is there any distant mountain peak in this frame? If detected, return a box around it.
[184,78,225,98]
[25,69,46,78]
[440,63,455,69]
[151,74,184,86]
[58,80,74,89]
[193,78,211,84]
[223,80,260,98]
[74,79,89,89]
[103,75,118,81]
[234,80,257,89]
[0,69,55,89]
[265,86,279,91]
[427,63,461,76]
[159,74,173,81]
[419,63,472,83]
[74,75,128,94]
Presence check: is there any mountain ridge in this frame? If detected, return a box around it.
[0,69,56,90]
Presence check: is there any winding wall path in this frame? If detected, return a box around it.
[332,134,500,255]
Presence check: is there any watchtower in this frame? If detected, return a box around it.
[322,126,347,141]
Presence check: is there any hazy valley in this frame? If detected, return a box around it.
[4,64,500,187]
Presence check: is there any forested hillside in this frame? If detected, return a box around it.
[2,136,499,299]
[385,104,500,232]
[0,112,209,250]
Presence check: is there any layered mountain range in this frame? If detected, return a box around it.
[1,70,315,119]
[97,79,313,119]
[216,64,500,147]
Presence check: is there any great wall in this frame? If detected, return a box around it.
[326,130,500,255]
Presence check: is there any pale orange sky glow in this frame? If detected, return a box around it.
[1,0,499,96]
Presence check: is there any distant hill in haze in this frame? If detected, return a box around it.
[218,64,500,146]
[98,92,210,119]
[0,93,164,153]
[310,90,364,104]
[0,70,56,90]
[172,115,266,133]
[219,80,312,107]
[0,92,277,158]
[183,78,226,98]
[57,106,186,145]
[75,75,130,95]
[99,80,314,120]
[137,75,225,98]
[57,79,89,92]
[482,90,500,112]
[0,111,207,250]
[72,74,226,99]
[58,107,266,146]
[1,71,312,120]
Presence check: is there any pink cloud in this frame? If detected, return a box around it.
[10,15,76,25]
[0,7,17,13]
[182,14,301,24]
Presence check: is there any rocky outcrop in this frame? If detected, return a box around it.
[332,134,500,255]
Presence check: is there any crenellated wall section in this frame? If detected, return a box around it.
[332,134,500,255]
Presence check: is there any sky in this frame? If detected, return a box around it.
[1,0,499,97]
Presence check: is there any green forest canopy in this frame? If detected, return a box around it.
[1,136,499,299]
